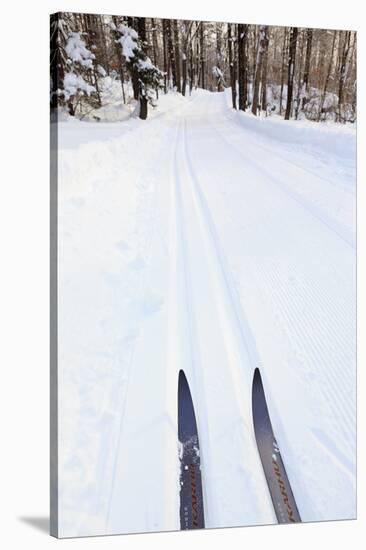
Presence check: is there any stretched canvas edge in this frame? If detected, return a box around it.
[50,11,60,539]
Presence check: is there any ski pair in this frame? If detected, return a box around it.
[178,368,301,530]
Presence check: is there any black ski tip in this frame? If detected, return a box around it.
[178,369,190,406]
[178,369,198,442]
[178,369,188,388]
[253,367,261,387]
[252,367,273,444]
[252,368,263,413]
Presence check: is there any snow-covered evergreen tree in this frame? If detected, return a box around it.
[62,32,96,115]
[50,14,97,116]
[113,23,163,120]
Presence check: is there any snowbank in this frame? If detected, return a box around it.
[224,88,356,160]
[57,90,189,151]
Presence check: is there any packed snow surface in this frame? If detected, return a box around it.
[56,90,356,537]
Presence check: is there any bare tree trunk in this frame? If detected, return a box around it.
[162,19,168,94]
[137,17,146,43]
[137,17,149,120]
[279,28,287,115]
[251,26,258,85]
[318,31,337,121]
[260,27,270,114]
[139,96,148,119]
[181,20,191,96]
[196,35,200,88]
[182,51,187,96]
[151,18,159,65]
[237,24,248,111]
[348,32,357,122]
[294,29,305,120]
[302,28,313,109]
[252,25,268,115]
[149,19,159,100]
[127,17,139,100]
[284,27,298,120]
[228,23,237,109]
[337,31,351,122]
[167,20,177,89]
[173,20,182,93]
[215,23,224,91]
[272,28,278,67]
[189,40,194,94]
[200,23,205,89]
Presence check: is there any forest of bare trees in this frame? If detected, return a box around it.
[50,12,356,123]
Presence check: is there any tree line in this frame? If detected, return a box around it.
[50,13,356,122]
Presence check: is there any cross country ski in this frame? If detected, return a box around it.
[178,369,205,530]
[252,368,301,524]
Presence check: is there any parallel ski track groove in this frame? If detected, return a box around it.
[182,118,261,372]
[175,115,276,524]
[172,116,214,523]
[182,117,279,522]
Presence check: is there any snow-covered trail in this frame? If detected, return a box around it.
[167,115,276,528]
[58,91,356,537]
[180,93,356,524]
[105,103,276,534]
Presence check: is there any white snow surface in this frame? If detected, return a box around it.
[56,89,356,537]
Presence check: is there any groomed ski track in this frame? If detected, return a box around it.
[58,91,356,537]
